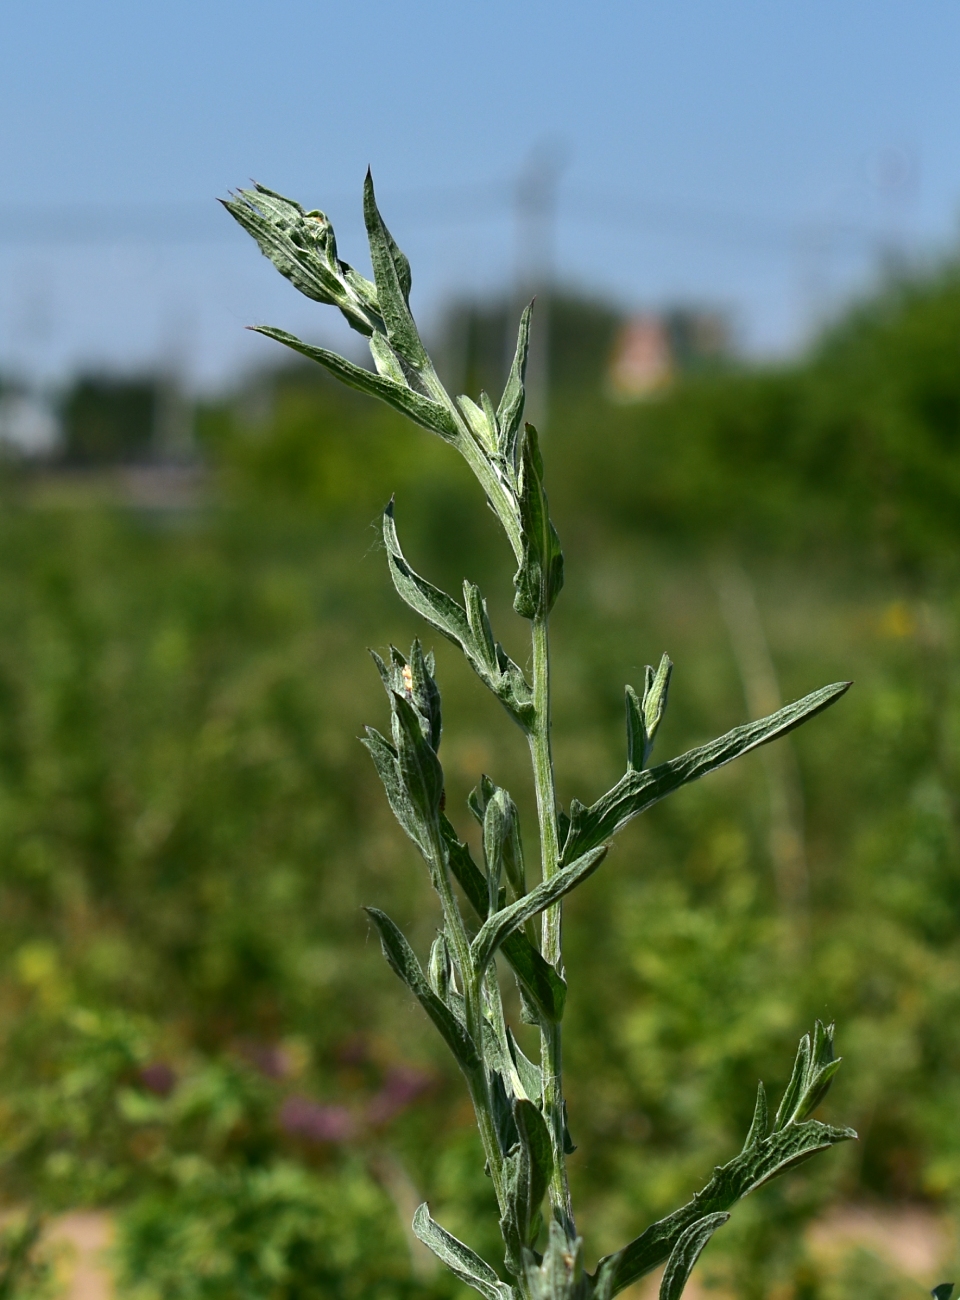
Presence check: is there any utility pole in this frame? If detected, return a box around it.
[512,139,567,430]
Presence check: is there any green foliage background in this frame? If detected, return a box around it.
[3,256,960,1297]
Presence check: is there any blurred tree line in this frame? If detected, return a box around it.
[0,253,959,1299]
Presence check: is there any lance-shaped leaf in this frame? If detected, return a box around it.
[471,846,608,976]
[221,184,383,335]
[368,330,408,384]
[365,908,481,1075]
[593,1116,855,1297]
[483,796,506,917]
[590,1024,856,1298]
[479,782,528,905]
[412,1204,514,1300]
[740,1082,769,1155]
[440,818,566,1022]
[644,656,672,740]
[497,304,532,470]
[659,1214,729,1300]
[489,1068,521,1156]
[626,654,674,771]
[513,424,564,620]
[390,690,444,828]
[507,1028,543,1104]
[362,726,430,855]
[383,503,535,728]
[773,1021,843,1131]
[624,687,646,775]
[500,1098,554,1275]
[428,931,455,1002]
[563,681,851,864]
[526,1222,585,1300]
[249,326,458,442]
[459,394,498,455]
[363,170,430,372]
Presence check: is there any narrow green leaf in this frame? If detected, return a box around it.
[363,170,429,370]
[501,933,565,1025]
[361,726,428,853]
[412,1204,514,1300]
[440,818,566,1022]
[513,423,564,620]
[497,304,533,468]
[800,1021,843,1120]
[383,503,535,728]
[515,1097,553,1211]
[740,1082,768,1154]
[483,796,507,917]
[409,639,443,751]
[659,1214,729,1300]
[642,654,673,762]
[481,391,499,444]
[471,846,607,976]
[592,1024,856,1298]
[481,784,527,916]
[500,1099,554,1273]
[507,1028,542,1104]
[775,1021,843,1128]
[594,1118,854,1297]
[459,394,498,453]
[490,1068,521,1155]
[468,774,497,825]
[773,1032,811,1133]
[365,908,481,1074]
[369,331,408,384]
[526,1222,584,1300]
[563,681,852,863]
[390,691,444,827]
[383,502,472,638]
[625,686,645,773]
[428,932,454,1001]
[250,326,458,440]
[464,582,500,676]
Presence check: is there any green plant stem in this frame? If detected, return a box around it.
[529,613,575,1235]
[420,367,524,562]
[427,826,505,1203]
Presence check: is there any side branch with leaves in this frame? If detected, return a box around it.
[224,174,856,1300]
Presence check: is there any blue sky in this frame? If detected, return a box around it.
[2,1,959,386]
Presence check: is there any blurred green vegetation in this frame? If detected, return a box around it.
[58,377,158,465]
[2,255,960,1298]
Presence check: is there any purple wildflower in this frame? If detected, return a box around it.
[139,1062,177,1097]
[278,1095,355,1143]
[366,1065,433,1126]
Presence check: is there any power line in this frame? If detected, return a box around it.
[0,182,895,261]
[570,190,892,258]
[0,181,506,245]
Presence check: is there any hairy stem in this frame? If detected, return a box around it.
[529,613,574,1234]
[427,826,505,1203]
[420,366,524,563]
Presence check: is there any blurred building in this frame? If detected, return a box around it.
[607,315,674,399]
[607,309,731,401]
[435,293,731,409]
